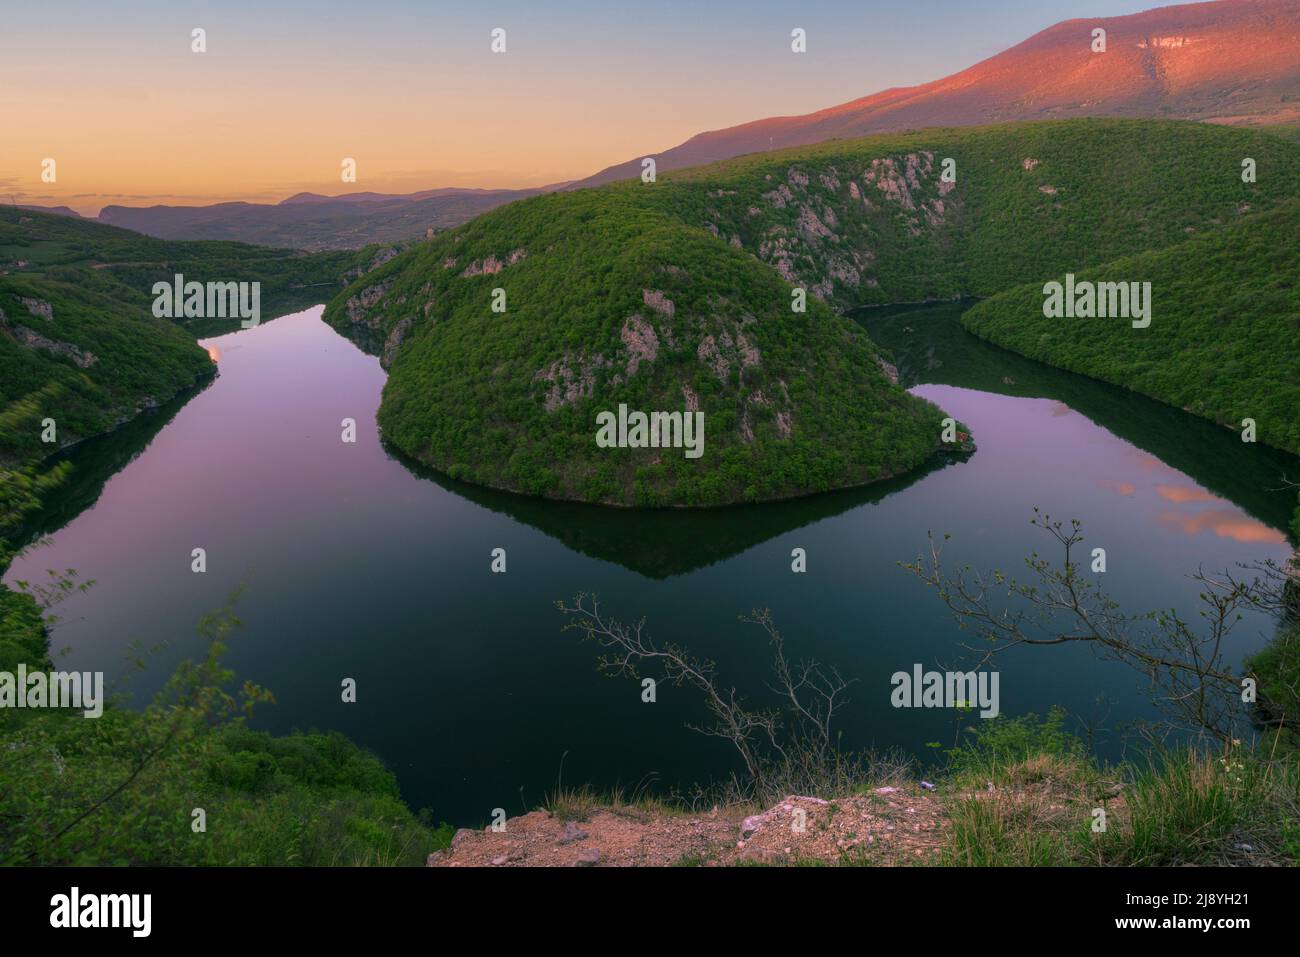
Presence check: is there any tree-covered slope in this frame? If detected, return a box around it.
[0,714,452,865]
[961,199,1300,455]
[330,190,947,506]
[325,119,1300,506]
[0,207,384,468]
[0,277,213,468]
[668,119,1300,308]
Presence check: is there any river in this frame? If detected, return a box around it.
[5,303,1295,824]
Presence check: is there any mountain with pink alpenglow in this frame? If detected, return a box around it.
[574,0,1300,188]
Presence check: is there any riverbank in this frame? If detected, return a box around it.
[432,728,1300,867]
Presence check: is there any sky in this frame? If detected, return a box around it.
[1,0,1169,214]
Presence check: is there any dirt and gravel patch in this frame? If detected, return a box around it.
[428,785,949,867]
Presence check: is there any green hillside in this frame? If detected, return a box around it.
[0,276,213,470]
[663,118,1300,308]
[333,191,948,506]
[962,200,1300,455]
[325,119,1300,505]
[0,207,383,471]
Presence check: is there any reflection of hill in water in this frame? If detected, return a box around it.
[29,301,1293,581]
[857,302,1300,539]
[389,299,1300,575]
[387,443,959,579]
[14,381,209,549]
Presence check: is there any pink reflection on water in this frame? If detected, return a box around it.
[1157,509,1287,544]
[1155,484,1220,504]
[1131,452,1173,475]
[914,387,1292,552]
[1099,479,1137,496]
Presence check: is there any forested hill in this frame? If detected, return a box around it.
[324,119,1300,506]
[963,198,1300,456]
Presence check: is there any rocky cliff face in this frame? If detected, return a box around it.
[693,152,958,309]
[0,302,97,368]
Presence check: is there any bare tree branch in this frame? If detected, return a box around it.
[900,510,1287,741]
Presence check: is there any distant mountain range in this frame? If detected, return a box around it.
[23,0,1300,249]
[93,187,545,252]
[18,205,83,219]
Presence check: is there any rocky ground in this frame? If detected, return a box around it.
[428,784,951,867]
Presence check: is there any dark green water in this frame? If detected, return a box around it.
[6,304,1295,824]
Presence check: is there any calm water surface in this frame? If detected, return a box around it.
[6,304,1295,823]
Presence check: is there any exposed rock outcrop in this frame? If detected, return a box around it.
[534,352,612,412]
[381,317,413,369]
[1,321,97,368]
[19,297,54,321]
[460,248,528,278]
[344,281,392,328]
[620,315,660,376]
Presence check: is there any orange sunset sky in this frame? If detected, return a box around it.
[1,0,1157,214]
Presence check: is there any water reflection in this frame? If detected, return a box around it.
[387,443,961,579]
[1157,509,1287,544]
[859,302,1299,543]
